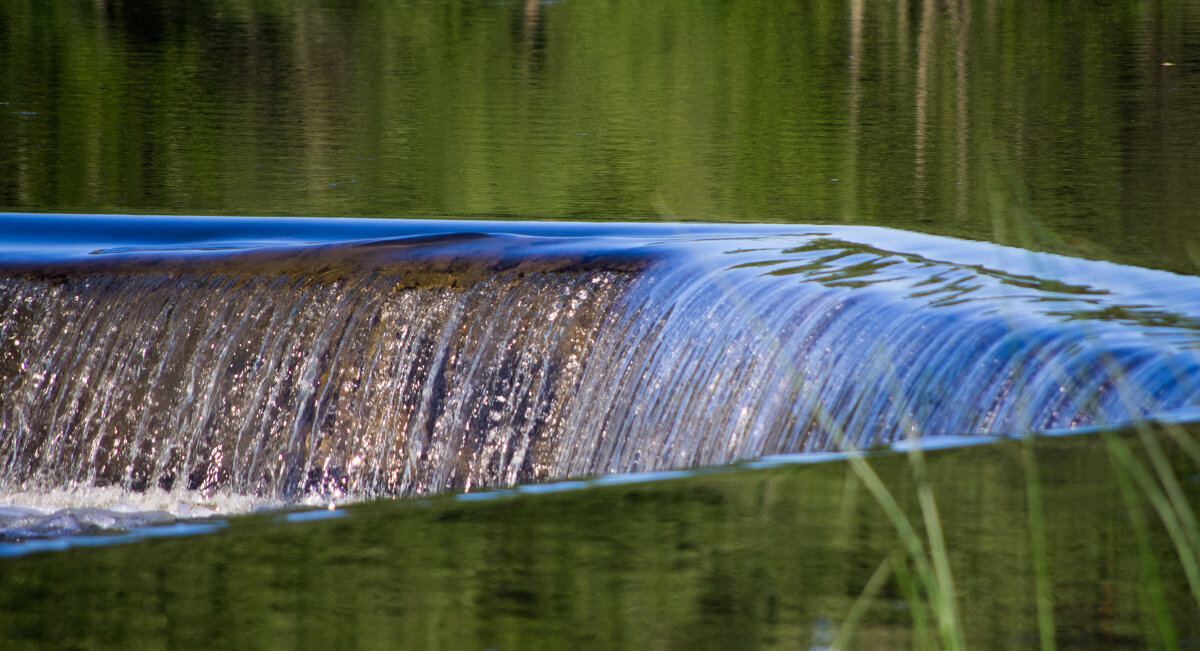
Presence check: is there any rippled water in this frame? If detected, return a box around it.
[4,0,1200,647]
[3,0,1200,272]
[4,428,1200,648]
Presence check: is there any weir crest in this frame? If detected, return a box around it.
[2,215,1199,504]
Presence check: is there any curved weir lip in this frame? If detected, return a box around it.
[0,212,796,267]
[0,520,228,558]
[5,212,1199,314]
[2,212,1200,541]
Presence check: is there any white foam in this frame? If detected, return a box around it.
[0,484,286,541]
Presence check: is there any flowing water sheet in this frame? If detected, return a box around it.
[2,214,1199,535]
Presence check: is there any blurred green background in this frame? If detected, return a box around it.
[3,0,1199,271]
[4,2,1200,647]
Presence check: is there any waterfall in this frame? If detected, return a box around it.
[2,214,1199,502]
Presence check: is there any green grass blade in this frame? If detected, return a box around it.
[1106,434,1178,648]
[833,551,898,650]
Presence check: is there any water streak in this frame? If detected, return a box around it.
[2,215,1199,508]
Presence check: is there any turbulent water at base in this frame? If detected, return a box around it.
[2,216,1200,524]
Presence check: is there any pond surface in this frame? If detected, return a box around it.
[4,0,1200,648]
[3,0,1200,272]
[3,428,1200,648]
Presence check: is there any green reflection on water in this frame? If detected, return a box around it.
[1,428,1197,649]
[2,0,1200,272]
[3,4,1200,646]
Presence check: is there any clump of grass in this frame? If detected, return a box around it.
[813,405,965,650]
[819,337,1200,650]
[987,167,1200,647]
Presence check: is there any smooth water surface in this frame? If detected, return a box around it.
[3,0,1200,272]
[4,1,1200,648]
[2,428,1199,649]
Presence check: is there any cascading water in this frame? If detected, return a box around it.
[2,214,1200,528]
[553,235,1200,475]
[0,269,630,498]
